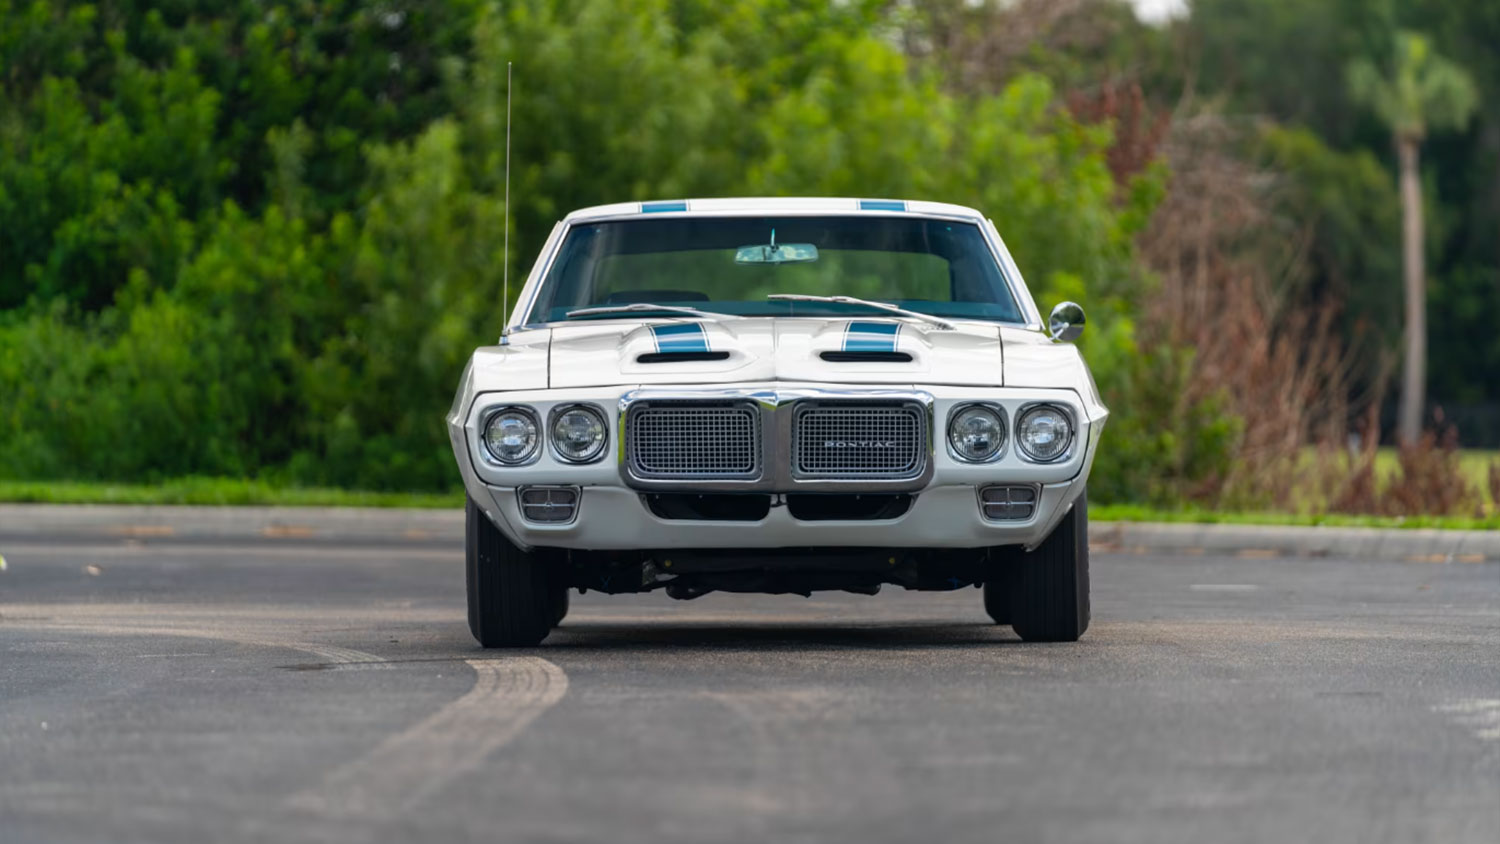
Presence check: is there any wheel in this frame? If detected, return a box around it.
[550,585,570,628]
[982,559,1013,625]
[466,496,557,647]
[1009,493,1090,642]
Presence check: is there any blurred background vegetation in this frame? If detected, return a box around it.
[1,0,1496,517]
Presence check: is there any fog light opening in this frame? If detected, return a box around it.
[517,486,580,524]
[979,485,1037,521]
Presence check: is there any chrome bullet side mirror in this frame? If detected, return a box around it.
[1048,301,1086,343]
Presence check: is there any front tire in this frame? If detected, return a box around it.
[466,496,557,647]
[982,562,1013,625]
[1009,493,1090,642]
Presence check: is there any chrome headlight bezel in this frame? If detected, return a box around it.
[1015,403,1075,463]
[548,404,609,464]
[946,402,1008,464]
[481,406,541,466]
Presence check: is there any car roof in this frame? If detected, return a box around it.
[561,197,988,222]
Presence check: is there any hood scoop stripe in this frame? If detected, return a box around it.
[821,350,912,363]
[650,323,710,353]
[843,321,901,352]
[639,351,729,363]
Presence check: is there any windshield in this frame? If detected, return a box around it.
[526,216,1025,324]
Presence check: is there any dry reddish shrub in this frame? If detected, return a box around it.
[1489,461,1500,515]
[1380,423,1482,517]
[1315,406,1381,513]
[1067,80,1172,185]
[1135,113,1361,507]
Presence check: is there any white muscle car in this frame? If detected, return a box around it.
[448,197,1106,646]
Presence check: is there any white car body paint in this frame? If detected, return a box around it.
[447,197,1107,552]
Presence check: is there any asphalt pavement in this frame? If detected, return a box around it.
[1,527,1497,843]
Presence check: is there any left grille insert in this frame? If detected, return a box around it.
[627,402,761,480]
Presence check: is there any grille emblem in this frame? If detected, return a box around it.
[823,440,899,449]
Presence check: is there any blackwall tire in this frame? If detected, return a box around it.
[550,585,570,628]
[466,496,556,647]
[982,563,1013,625]
[1009,493,1090,642]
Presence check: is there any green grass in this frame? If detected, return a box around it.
[1091,504,1499,531]
[0,477,464,509]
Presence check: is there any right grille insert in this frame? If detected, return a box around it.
[793,403,925,478]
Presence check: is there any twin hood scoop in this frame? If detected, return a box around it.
[547,317,1004,388]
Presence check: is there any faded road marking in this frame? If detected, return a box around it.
[108,525,176,537]
[262,524,317,538]
[257,640,392,669]
[13,618,391,670]
[288,657,568,818]
[1433,699,1500,741]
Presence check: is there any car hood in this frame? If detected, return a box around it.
[543,317,1012,388]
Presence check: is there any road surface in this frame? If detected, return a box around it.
[1,533,1496,843]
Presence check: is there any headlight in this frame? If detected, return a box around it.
[483,407,539,464]
[550,405,607,463]
[948,404,1006,462]
[1016,405,1073,462]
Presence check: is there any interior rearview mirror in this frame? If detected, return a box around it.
[734,242,819,264]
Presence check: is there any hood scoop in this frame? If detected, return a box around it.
[820,350,913,363]
[638,350,730,363]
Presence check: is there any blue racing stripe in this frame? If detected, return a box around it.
[843,321,901,352]
[651,322,710,353]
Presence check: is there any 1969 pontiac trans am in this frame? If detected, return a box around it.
[448,197,1106,646]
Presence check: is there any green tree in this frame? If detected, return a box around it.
[1347,31,1477,443]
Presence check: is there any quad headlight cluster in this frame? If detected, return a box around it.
[481,404,608,465]
[946,403,1073,464]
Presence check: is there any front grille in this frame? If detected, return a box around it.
[793,403,926,478]
[628,402,760,479]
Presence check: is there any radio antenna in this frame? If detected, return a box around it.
[502,61,513,333]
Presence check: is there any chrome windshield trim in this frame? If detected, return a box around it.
[520,214,1036,329]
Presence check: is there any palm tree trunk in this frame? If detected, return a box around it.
[1396,135,1426,445]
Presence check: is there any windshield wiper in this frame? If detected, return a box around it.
[766,294,955,329]
[565,303,734,321]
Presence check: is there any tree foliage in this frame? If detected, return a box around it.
[0,0,1158,491]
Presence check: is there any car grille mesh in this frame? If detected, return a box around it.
[794,404,925,478]
[629,404,759,478]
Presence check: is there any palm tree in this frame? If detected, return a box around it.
[1348,32,1477,445]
